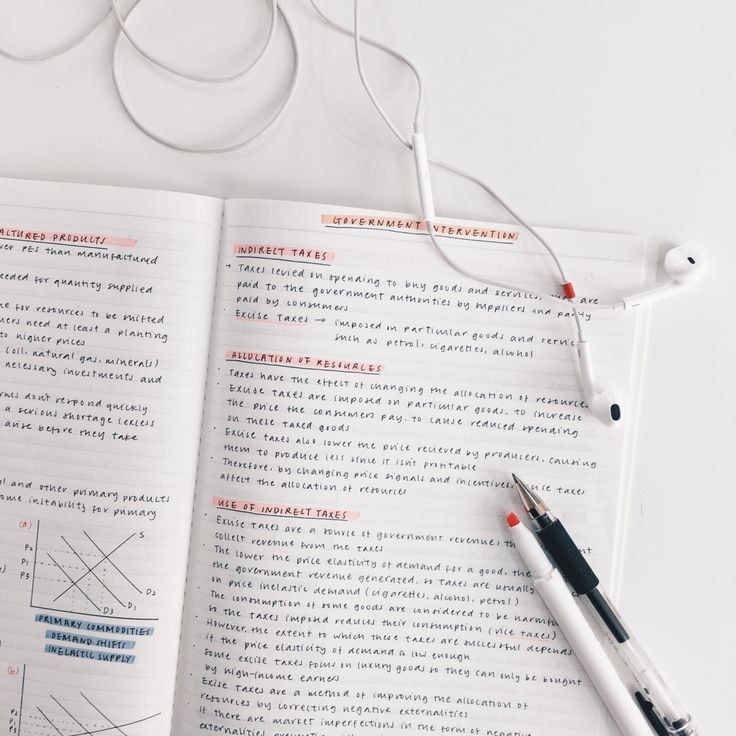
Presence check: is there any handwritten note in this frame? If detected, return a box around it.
[173,199,653,735]
[0,178,222,735]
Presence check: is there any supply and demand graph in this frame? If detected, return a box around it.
[10,665,161,736]
[29,522,158,621]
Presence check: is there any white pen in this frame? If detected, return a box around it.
[511,475,698,735]
[507,512,653,736]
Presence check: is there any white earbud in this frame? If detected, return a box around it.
[576,340,623,426]
[622,246,706,309]
[338,2,706,430]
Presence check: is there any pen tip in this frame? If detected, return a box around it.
[507,512,520,528]
[510,474,549,519]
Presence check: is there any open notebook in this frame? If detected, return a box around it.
[0,177,654,736]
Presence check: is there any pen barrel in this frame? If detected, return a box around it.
[534,569,653,736]
[616,638,696,735]
[586,587,630,644]
[578,592,696,734]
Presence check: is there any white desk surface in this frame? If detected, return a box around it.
[1,1,732,732]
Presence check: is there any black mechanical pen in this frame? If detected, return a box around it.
[511,473,699,736]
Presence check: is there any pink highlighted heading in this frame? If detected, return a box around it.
[234,243,334,263]
[321,214,519,242]
[226,350,383,375]
[0,227,136,248]
[213,496,360,521]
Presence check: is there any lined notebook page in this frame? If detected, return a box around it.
[0,178,221,736]
[174,199,654,736]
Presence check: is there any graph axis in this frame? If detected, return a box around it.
[29,522,159,622]
[16,673,162,736]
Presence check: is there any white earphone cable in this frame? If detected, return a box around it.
[110,0,278,84]
[0,4,112,62]
[345,0,593,337]
[111,1,299,154]
[310,0,423,134]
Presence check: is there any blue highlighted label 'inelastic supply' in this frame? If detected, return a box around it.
[44,644,135,664]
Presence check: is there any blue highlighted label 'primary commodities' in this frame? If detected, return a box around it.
[35,613,154,636]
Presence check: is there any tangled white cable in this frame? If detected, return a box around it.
[0,1,299,154]
[111,0,299,154]
[1,2,706,424]
[109,0,278,84]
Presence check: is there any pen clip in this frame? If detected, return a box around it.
[635,691,670,736]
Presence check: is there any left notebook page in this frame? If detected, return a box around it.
[0,178,222,736]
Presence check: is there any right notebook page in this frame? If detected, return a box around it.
[174,199,655,736]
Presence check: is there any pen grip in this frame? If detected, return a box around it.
[537,519,599,594]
